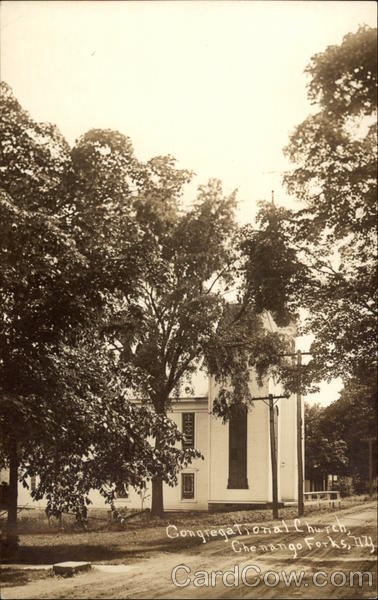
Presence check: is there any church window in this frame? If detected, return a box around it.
[227,405,248,489]
[181,473,195,499]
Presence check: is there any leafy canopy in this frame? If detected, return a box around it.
[281,26,377,382]
[102,176,295,424]
[1,82,296,520]
[0,83,200,519]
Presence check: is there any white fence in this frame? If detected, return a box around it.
[304,490,341,508]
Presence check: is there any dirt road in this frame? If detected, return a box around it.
[2,502,376,599]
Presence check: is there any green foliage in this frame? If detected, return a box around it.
[321,371,377,487]
[304,403,349,482]
[334,476,354,498]
[306,26,377,119]
[239,202,305,327]
[1,82,295,521]
[282,26,377,382]
[0,83,201,520]
[0,82,70,213]
[1,81,299,520]
[305,369,377,488]
[103,176,295,427]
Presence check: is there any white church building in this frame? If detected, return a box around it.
[121,370,300,512]
[10,364,302,513]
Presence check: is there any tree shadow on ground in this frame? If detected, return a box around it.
[0,569,53,588]
[14,534,203,564]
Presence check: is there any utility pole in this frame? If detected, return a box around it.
[269,394,278,519]
[296,350,304,516]
[253,393,288,520]
[224,343,311,517]
[280,350,311,517]
[362,437,376,497]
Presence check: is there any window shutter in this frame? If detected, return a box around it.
[182,413,195,449]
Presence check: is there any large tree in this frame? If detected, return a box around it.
[0,84,198,553]
[0,81,89,550]
[282,26,377,383]
[1,83,296,530]
[103,175,295,516]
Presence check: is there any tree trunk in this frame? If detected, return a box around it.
[151,475,164,517]
[4,438,19,558]
[150,405,165,517]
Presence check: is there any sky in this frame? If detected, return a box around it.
[1,0,376,404]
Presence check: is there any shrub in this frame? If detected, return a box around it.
[335,476,354,497]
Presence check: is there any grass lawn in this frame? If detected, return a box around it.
[0,495,374,566]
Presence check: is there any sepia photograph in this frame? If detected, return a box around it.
[0,1,377,598]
